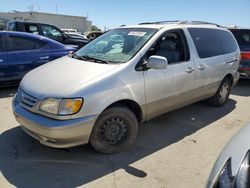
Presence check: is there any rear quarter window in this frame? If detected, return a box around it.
[35,40,48,49]
[217,30,238,54]
[188,28,222,58]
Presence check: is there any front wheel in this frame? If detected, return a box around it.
[90,106,138,154]
[209,78,232,107]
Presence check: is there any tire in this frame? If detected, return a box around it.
[209,78,232,107]
[90,106,138,154]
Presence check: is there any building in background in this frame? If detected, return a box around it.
[0,11,92,33]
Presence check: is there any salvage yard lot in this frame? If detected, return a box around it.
[0,80,250,188]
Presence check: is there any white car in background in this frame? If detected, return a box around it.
[61,28,88,39]
[207,122,250,188]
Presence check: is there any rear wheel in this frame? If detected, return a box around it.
[209,78,232,107]
[90,106,138,154]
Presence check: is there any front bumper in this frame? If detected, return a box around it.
[12,95,98,148]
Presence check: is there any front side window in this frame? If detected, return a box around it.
[9,36,36,51]
[41,25,62,39]
[145,30,190,64]
[188,28,222,58]
[75,28,157,63]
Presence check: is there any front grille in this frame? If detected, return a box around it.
[18,90,38,111]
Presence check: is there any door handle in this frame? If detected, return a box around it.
[197,64,205,71]
[0,59,3,63]
[186,67,195,73]
[225,58,239,64]
[39,56,49,60]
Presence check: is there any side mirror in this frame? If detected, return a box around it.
[147,55,168,69]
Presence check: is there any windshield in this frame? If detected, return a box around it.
[75,28,157,63]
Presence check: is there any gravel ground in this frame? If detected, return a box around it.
[0,79,249,188]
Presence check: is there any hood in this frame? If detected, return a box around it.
[20,56,120,99]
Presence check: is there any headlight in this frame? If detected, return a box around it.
[39,98,83,115]
[235,151,250,188]
[39,98,59,115]
[214,151,250,188]
[215,159,234,188]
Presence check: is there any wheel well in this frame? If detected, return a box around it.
[106,100,143,123]
[224,74,234,86]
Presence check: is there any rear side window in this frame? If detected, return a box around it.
[230,29,250,51]
[9,36,36,51]
[35,40,47,49]
[217,30,238,54]
[188,28,222,58]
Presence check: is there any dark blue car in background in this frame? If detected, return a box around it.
[0,31,76,86]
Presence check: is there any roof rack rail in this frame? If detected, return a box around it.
[139,21,181,25]
[139,20,221,27]
[178,21,221,27]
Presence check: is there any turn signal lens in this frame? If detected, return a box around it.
[58,98,83,115]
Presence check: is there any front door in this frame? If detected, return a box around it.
[143,29,197,120]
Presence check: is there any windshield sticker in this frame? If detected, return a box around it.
[128,31,146,37]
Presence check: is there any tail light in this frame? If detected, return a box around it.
[241,52,250,60]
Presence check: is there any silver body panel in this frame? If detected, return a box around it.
[12,24,240,148]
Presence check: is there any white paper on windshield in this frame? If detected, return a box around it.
[128,31,146,37]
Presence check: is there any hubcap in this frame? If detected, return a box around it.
[219,83,229,102]
[98,117,127,145]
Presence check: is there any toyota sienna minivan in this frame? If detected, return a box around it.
[12,21,240,153]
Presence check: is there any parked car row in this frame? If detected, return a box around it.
[0,18,247,187]
[12,21,240,154]
[0,31,76,86]
[0,20,108,87]
[61,28,89,40]
[7,21,89,48]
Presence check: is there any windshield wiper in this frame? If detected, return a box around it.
[69,52,87,61]
[82,55,109,64]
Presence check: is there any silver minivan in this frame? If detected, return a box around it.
[12,21,240,153]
